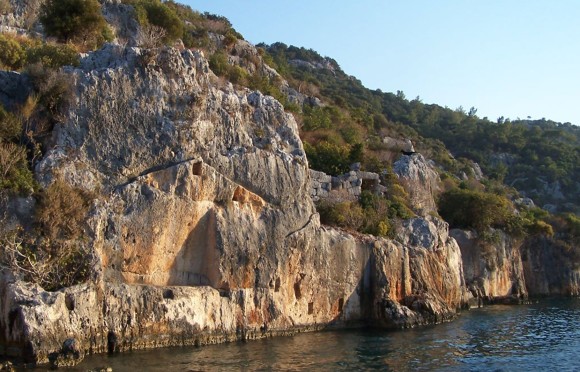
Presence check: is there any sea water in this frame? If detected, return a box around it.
[65,298,580,371]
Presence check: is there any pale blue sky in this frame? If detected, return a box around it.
[184,1,580,125]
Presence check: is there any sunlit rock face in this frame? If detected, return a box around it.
[369,216,467,328]
[451,229,527,304]
[394,153,440,216]
[0,44,468,364]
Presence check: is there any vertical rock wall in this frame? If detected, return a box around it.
[0,45,470,364]
[521,237,580,296]
[451,229,527,304]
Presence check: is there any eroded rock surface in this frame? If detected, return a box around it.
[0,45,470,364]
[394,154,440,215]
[522,236,580,296]
[451,229,527,304]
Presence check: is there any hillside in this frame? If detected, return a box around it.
[260,43,580,214]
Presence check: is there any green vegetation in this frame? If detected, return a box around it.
[0,32,76,195]
[248,41,580,249]
[129,0,183,44]
[438,187,513,232]
[317,172,414,237]
[1,0,577,272]
[27,43,80,68]
[0,33,80,71]
[121,0,243,49]
[0,33,27,70]
[0,105,35,195]
[39,0,112,50]
[259,43,580,217]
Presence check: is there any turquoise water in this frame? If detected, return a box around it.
[70,298,580,371]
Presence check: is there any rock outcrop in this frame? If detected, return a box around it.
[394,154,440,215]
[0,44,469,365]
[521,237,580,296]
[451,229,527,305]
[309,168,384,202]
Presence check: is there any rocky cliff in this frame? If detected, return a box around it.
[521,237,580,296]
[1,2,578,367]
[0,44,468,365]
[451,229,527,305]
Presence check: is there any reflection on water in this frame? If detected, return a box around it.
[69,298,580,371]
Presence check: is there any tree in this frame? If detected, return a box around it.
[348,143,364,164]
[39,0,112,49]
[438,187,513,232]
[134,0,184,45]
[304,141,350,175]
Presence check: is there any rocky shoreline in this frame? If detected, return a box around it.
[0,6,578,366]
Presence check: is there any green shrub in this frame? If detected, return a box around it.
[358,191,391,236]
[303,106,332,131]
[304,141,351,175]
[0,105,22,141]
[26,43,80,68]
[39,0,112,49]
[318,200,364,231]
[223,29,238,46]
[0,105,36,195]
[209,50,229,76]
[26,63,74,119]
[0,142,35,194]
[565,213,580,236]
[526,220,554,237]
[131,0,184,45]
[317,191,402,237]
[228,65,248,85]
[0,33,27,70]
[438,187,513,232]
[340,124,362,144]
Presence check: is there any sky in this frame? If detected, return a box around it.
[184,1,580,125]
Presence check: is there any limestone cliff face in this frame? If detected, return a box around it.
[451,228,580,301]
[394,154,440,216]
[521,237,580,296]
[371,216,467,327]
[0,45,469,364]
[451,229,527,304]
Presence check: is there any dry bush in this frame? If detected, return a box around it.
[26,63,74,129]
[1,233,91,291]
[0,142,26,180]
[0,0,11,15]
[23,0,42,30]
[0,180,93,291]
[137,23,167,49]
[35,178,93,241]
